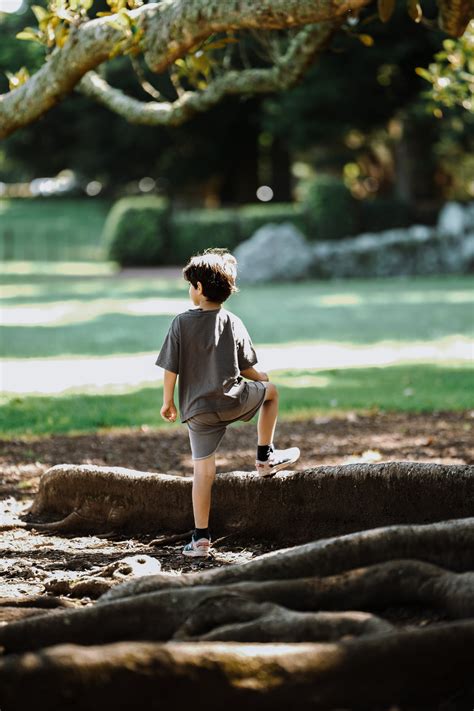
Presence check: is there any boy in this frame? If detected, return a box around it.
[156,248,300,558]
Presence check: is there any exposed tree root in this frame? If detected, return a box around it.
[0,623,473,711]
[45,578,114,599]
[0,554,472,654]
[0,596,76,609]
[172,596,394,642]
[102,517,474,601]
[25,463,474,543]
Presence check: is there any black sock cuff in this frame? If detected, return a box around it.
[194,527,210,540]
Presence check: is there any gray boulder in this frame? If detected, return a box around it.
[437,202,467,236]
[310,224,471,279]
[234,223,312,283]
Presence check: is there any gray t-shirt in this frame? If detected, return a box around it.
[155,307,258,422]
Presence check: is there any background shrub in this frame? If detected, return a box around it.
[169,209,239,263]
[103,196,170,266]
[304,176,357,241]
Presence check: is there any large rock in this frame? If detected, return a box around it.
[234,223,312,283]
[310,224,472,279]
[437,201,468,236]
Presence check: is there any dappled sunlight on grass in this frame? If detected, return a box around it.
[0,261,116,277]
[272,373,332,389]
[1,364,472,436]
[1,297,190,326]
[313,290,474,308]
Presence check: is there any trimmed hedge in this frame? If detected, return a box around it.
[169,209,240,264]
[102,196,170,266]
[237,203,308,240]
[304,175,357,241]
[103,190,419,267]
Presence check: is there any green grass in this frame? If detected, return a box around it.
[1,267,473,436]
[1,364,472,437]
[1,273,473,358]
[0,199,111,262]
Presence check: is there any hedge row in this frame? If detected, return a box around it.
[103,178,415,266]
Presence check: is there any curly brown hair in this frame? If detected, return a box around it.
[183,248,239,303]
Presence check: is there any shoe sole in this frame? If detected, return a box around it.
[257,452,300,478]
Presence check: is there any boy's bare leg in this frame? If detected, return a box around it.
[258,382,279,446]
[192,453,216,529]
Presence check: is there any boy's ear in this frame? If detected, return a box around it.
[196,281,203,295]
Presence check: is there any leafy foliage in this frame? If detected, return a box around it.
[416,22,474,114]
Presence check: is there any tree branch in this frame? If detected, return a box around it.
[0,0,370,139]
[77,23,337,126]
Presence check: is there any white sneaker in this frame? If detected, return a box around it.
[182,537,211,558]
[255,446,300,477]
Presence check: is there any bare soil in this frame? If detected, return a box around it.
[1,411,472,607]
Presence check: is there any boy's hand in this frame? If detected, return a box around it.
[161,401,177,422]
[258,371,269,382]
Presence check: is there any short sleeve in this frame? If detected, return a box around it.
[235,318,258,370]
[155,318,180,374]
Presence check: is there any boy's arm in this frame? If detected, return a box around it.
[160,369,178,422]
[240,366,269,382]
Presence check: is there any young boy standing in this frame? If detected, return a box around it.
[156,248,300,558]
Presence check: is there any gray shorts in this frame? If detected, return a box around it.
[186,381,267,460]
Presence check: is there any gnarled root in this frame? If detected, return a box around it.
[0,555,472,654]
[0,623,473,711]
[102,517,474,602]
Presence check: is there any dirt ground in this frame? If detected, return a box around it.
[0,411,472,608]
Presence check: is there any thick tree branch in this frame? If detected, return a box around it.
[0,0,387,139]
[77,23,337,126]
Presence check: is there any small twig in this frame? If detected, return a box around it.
[130,56,165,100]
[149,530,193,547]
[211,533,235,548]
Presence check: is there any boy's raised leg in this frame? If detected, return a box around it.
[256,382,300,476]
[258,382,279,446]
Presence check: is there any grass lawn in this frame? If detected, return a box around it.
[1,264,473,436]
[1,364,473,436]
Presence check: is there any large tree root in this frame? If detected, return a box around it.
[25,462,474,541]
[0,554,472,654]
[0,596,78,623]
[102,517,474,601]
[0,623,473,711]
[171,596,394,642]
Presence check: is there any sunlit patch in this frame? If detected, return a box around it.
[344,449,383,464]
[312,290,474,308]
[319,294,361,307]
[2,338,473,395]
[0,297,189,326]
[273,374,331,389]
[0,261,115,277]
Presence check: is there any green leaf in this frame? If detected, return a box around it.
[31,5,49,22]
[16,28,43,43]
[377,0,396,23]
[358,34,375,47]
[415,67,432,82]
